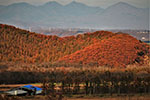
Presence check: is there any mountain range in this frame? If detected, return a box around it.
[0,1,149,29]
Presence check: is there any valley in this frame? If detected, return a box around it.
[0,24,150,100]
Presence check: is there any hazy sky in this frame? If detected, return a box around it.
[0,0,149,8]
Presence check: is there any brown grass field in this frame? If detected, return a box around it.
[68,96,150,100]
[3,95,149,100]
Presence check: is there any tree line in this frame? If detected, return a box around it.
[0,67,150,95]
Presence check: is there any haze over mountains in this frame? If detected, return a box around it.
[0,1,149,29]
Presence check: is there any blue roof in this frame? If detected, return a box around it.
[22,85,42,91]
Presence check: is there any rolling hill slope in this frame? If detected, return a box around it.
[59,34,150,67]
[0,24,150,67]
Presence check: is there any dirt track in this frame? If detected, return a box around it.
[20,96,150,100]
[67,97,150,100]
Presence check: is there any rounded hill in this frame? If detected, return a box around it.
[59,33,150,67]
[0,24,150,67]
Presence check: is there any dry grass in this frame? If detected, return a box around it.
[2,95,149,100]
[0,62,150,73]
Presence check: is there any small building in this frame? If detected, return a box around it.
[4,85,42,96]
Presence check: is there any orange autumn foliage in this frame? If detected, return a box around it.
[59,34,150,67]
[0,24,114,63]
[0,24,150,67]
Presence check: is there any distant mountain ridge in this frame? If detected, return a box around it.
[0,1,148,29]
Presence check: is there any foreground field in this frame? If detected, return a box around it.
[68,96,150,100]
[3,95,149,100]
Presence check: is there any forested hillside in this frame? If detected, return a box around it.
[59,34,150,67]
[0,24,150,67]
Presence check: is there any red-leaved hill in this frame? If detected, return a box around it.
[59,34,150,67]
[0,24,150,67]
